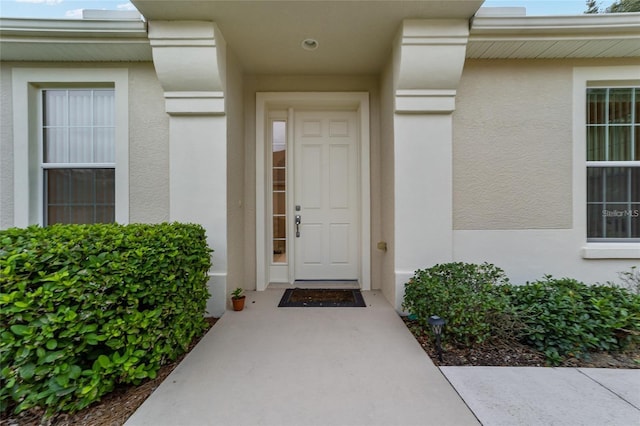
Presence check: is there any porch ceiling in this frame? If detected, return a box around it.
[131,0,484,74]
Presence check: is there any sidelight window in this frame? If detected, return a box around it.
[272,120,287,262]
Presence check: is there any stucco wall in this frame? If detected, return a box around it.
[453,59,573,230]
[0,64,14,229]
[128,63,170,223]
[454,229,637,285]
[452,58,640,286]
[243,74,382,290]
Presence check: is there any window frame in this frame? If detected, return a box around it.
[41,88,117,225]
[573,66,640,259]
[585,86,639,242]
[12,68,129,227]
[270,117,288,265]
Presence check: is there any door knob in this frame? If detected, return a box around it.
[295,215,301,237]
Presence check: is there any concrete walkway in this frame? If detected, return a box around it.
[126,290,639,426]
[125,290,478,426]
[441,366,639,426]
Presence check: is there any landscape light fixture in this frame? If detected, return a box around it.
[428,315,446,362]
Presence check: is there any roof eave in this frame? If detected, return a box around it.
[0,17,148,38]
[0,17,152,62]
[468,13,640,59]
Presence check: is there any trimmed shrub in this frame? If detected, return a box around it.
[402,262,515,347]
[510,276,640,364]
[1,223,212,415]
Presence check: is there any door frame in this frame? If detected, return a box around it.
[256,92,370,291]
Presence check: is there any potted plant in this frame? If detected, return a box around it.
[231,287,246,311]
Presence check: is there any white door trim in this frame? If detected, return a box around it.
[256,92,370,291]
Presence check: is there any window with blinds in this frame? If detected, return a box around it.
[586,87,639,241]
[42,89,115,225]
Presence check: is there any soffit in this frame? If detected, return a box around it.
[468,13,640,59]
[0,18,152,62]
[132,0,484,74]
[2,5,638,65]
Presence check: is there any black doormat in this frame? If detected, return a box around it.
[278,288,366,307]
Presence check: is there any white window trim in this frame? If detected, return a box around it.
[573,66,640,259]
[12,68,129,227]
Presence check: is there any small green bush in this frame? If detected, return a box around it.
[1,223,212,415]
[402,262,515,347]
[510,276,640,364]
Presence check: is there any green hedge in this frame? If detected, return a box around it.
[510,276,640,364]
[1,223,212,415]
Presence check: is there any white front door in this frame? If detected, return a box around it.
[294,110,359,280]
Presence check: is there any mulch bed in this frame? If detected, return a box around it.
[402,317,640,369]
[1,317,218,426]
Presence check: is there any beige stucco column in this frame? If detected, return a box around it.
[392,19,469,310]
[148,21,227,316]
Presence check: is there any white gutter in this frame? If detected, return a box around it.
[0,17,148,38]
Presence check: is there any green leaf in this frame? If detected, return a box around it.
[45,339,57,350]
[10,324,31,336]
[85,333,99,345]
[14,399,35,414]
[43,350,65,364]
[97,355,111,369]
[81,324,98,333]
[55,373,69,387]
[18,363,36,380]
[55,387,76,397]
[112,351,128,365]
[35,365,51,377]
[69,365,82,380]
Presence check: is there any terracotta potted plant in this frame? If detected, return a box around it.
[231,287,246,311]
